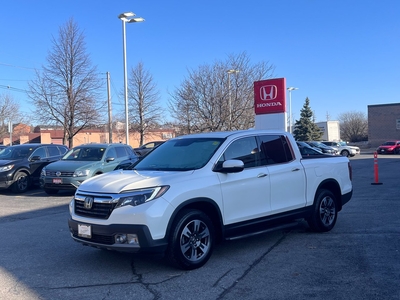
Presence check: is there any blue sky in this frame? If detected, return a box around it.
[1,0,399,124]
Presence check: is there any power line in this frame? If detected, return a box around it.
[0,85,28,93]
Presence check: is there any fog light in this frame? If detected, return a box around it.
[115,234,127,244]
[127,234,139,246]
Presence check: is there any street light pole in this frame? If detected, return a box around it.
[227,69,239,130]
[287,87,298,134]
[118,12,144,145]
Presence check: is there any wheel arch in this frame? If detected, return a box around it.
[13,167,31,179]
[316,179,343,211]
[166,197,224,243]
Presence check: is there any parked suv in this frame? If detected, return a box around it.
[40,143,138,195]
[321,141,360,157]
[0,144,68,193]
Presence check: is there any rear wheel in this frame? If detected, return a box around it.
[166,209,215,270]
[307,189,337,232]
[11,171,30,193]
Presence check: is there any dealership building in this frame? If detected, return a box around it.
[368,103,400,148]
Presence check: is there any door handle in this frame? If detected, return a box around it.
[257,173,267,178]
[292,168,300,172]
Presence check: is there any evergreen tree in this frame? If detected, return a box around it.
[293,97,322,141]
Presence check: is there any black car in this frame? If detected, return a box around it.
[133,141,165,156]
[0,144,68,193]
[305,141,338,155]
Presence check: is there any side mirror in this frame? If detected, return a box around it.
[105,157,115,163]
[214,159,244,173]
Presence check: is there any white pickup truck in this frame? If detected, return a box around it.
[68,130,353,270]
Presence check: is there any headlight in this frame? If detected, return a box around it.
[40,168,46,177]
[0,165,14,172]
[73,169,90,177]
[116,186,169,208]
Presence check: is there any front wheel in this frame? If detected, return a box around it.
[341,150,350,157]
[166,209,215,270]
[307,189,337,232]
[11,171,30,193]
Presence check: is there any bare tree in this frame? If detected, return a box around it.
[28,18,104,148]
[168,52,275,134]
[338,111,368,142]
[0,94,25,140]
[128,62,163,146]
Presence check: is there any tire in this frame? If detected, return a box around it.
[166,209,215,270]
[44,189,59,195]
[341,150,350,157]
[307,189,337,232]
[11,171,30,193]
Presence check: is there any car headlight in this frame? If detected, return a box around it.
[0,165,14,172]
[116,186,169,208]
[73,169,90,177]
[40,168,46,177]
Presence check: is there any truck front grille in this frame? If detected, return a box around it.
[74,192,118,219]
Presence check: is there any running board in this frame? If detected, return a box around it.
[225,221,301,241]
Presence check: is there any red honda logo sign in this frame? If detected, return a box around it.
[254,78,286,115]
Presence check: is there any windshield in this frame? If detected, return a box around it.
[133,137,224,171]
[63,147,105,161]
[383,142,395,146]
[0,146,34,160]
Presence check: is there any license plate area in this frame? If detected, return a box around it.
[53,178,62,184]
[78,224,91,238]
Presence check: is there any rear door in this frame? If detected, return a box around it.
[258,135,307,213]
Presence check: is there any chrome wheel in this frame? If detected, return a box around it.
[307,189,337,232]
[167,209,215,270]
[319,196,336,227]
[179,219,211,262]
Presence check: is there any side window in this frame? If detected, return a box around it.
[259,135,294,165]
[106,147,117,159]
[32,147,47,159]
[115,146,128,158]
[47,146,60,157]
[219,137,259,169]
[58,146,68,155]
[125,146,135,155]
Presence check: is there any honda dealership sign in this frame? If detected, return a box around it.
[254,78,286,115]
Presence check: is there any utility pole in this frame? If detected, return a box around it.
[8,121,12,146]
[106,72,113,143]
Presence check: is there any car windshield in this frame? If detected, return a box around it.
[0,146,34,160]
[312,142,331,149]
[383,142,395,146]
[62,147,105,161]
[132,137,224,171]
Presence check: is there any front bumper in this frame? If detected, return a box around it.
[0,173,15,189]
[41,176,85,190]
[68,218,168,253]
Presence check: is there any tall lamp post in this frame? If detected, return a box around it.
[287,87,298,134]
[118,12,145,145]
[227,69,239,130]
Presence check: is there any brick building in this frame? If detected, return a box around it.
[2,125,176,148]
[368,103,400,148]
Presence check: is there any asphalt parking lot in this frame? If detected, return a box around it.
[0,152,399,300]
